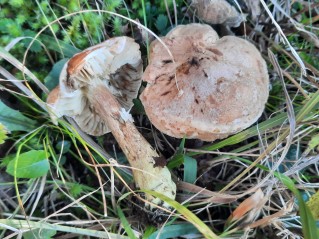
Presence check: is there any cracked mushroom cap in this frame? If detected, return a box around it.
[47,37,143,136]
[140,23,269,141]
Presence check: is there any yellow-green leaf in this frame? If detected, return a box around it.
[144,190,219,239]
[0,123,7,144]
[6,150,50,178]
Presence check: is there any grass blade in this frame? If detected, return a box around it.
[0,219,129,239]
[144,190,219,239]
[278,175,319,239]
[117,206,137,239]
[189,90,319,157]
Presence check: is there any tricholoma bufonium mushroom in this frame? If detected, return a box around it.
[141,23,269,141]
[47,37,176,210]
[47,24,269,214]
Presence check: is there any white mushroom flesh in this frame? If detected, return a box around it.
[56,37,143,136]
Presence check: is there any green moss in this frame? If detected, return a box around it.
[0,0,187,82]
[9,0,23,7]
[307,191,319,219]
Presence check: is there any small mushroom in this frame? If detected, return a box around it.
[192,0,244,28]
[141,23,269,141]
[47,37,176,208]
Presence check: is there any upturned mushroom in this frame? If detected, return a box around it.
[47,36,176,208]
[141,23,269,141]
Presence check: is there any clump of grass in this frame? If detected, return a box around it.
[1,0,319,238]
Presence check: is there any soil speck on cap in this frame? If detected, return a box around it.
[153,156,167,168]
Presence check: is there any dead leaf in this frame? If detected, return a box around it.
[227,189,264,224]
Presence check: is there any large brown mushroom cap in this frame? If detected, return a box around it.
[48,37,143,136]
[141,23,269,141]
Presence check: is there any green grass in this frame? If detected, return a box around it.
[0,0,319,238]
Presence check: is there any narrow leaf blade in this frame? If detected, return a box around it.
[278,174,319,239]
[144,190,219,239]
[183,155,197,184]
[117,206,137,239]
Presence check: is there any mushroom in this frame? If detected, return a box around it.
[140,23,269,141]
[47,36,176,208]
[47,38,143,136]
[192,0,244,28]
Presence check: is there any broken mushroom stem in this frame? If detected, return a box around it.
[46,37,176,210]
[90,85,176,208]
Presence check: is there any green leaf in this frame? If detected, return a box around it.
[0,154,14,168]
[22,30,43,53]
[117,206,137,239]
[167,138,186,169]
[55,140,71,154]
[23,228,56,239]
[155,14,168,32]
[40,34,80,58]
[144,190,219,239]
[6,150,50,178]
[142,226,156,239]
[0,123,8,144]
[167,153,183,169]
[183,156,197,184]
[0,101,37,132]
[44,58,69,91]
[177,138,186,155]
[132,98,145,114]
[149,223,200,239]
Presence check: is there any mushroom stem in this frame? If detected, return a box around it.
[89,84,176,208]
